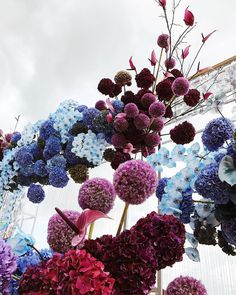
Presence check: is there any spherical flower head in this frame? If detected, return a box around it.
[171,69,184,78]
[103,148,116,162]
[69,164,89,184]
[221,218,236,246]
[95,100,107,111]
[202,117,234,151]
[111,151,131,170]
[157,34,170,49]
[33,160,48,177]
[11,132,21,144]
[111,133,127,148]
[149,101,166,118]
[134,113,151,130]
[70,122,89,136]
[0,237,17,293]
[164,57,176,69]
[141,93,156,109]
[82,107,100,128]
[27,183,45,203]
[47,210,80,253]
[77,104,88,112]
[111,99,124,113]
[170,121,195,144]
[135,68,155,89]
[172,77,190,96]
[184,89,200,107]
[124,103,139,118]
[156,177,169,201]
[114,117,129,132]
[145,133,161,147]
[97,78,114,95]
[167,276,207,295]
[150,117,164,132]
[15,146,33,167]
[78,178,116,214]
[39,119,59,140]
[43,136,61,160]
[156,79,174,101]
[195,163,231,204]
[49,166,69,188]
[114,70,132,86]
[121,90,137,105]
[113,159,158,204]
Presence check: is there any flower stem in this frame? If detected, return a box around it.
[55,207,79,234]
[27,243,45,261]
[192,200,214,204]
[153,48,164,93]
[186,43,204,76]
[88,222,95,240]
[116,202,129,236]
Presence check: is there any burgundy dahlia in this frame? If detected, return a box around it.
[111,151,131,170]
[98,78,114,95]
[170,121,196,144]
[121,91,137,105]
[156,79,174,101]
[170,69,184,78]
[135,68,155,89]
[164,105,173,118]
[184,89,201,107]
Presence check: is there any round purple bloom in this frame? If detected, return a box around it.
[43,136,61,160]
[33,160,48,177]
[47,210,80,253]
[82,107,100,128]
[180,189,194,224]
[27,184,45,203]
[167,276,207,295]
[222,218,236,246]
[77,105,88,112]
[172,77,190,96]
[157,34,170,49]
[78,178,116,214]
[149,101,166,118]
[124,103,139,118]
[0,237,17,293]
[29,143,43,160]
[15,147,33,167]
[156,177,169,201]
[48,167,69,188]
[20,165,34,177]
[39,119,59,140]
[47,154,67,171]
[11,132,21,144]
[113,160,158,205]
[202,117,234,151]
[195,163,231,204]
[112,100,124,113]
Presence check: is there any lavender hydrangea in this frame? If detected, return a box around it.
[48,167,69,188]
[78,178,116,214]
[221,218,236,246]
[15,147,33,167]
[82,107,100,128]
[47,154,67,171]
[167,276,207,295]
[202,117,234,151]
[39,119,59,140]
[27,184,45,203]
[195,163,231,204]
[33,160,48,177]
[43,136,61,160]
[0,238,17,293]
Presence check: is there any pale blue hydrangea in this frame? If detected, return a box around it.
[71,130,109,165]
[17,121,43,147]
[171,145,186,161]
[146,153,163,172]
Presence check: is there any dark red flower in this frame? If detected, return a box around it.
[111,151,131,170]
[98,78,114,96]
[170,121,196,144]
[135,68,155,89]
[184,7,194,26]
[156,79,174,101]
[164,105,173,118]
[170,69,184,78]
[95,100,107,111]
[183,89,200,107]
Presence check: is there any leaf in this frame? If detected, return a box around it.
[182,45,191,59]
[218,155,236,186]
[185,247,200,262]
[185,232,198,248]
[202,30,217,43]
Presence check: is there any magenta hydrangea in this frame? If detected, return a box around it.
[113,160,158,204]
[47,210,80,253]
[167,276,208,295]
[78,178,116,214]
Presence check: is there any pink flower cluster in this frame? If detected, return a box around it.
[167,276,207,295]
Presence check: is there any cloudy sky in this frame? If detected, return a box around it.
[0,0,236,294]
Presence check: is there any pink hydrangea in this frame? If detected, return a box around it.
[167,276,208,295]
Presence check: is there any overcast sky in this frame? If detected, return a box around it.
[1,0,236,294]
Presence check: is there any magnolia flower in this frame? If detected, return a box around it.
[182,45,191,59]
[184,7,194,26]
[149,50,157,66]
[128,56,136,72]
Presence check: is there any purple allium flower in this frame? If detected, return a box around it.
[164,57,176,69]
[111,133,127,148]
[172,77,190,96]
[202,117,234,151]
[167,276,207,295]
[78,178,116,214]
[134,113,151,130]
[221,218,236,246]
[156,177,169,201]
[27,184,45,203]
[15,147,33,167]
[141,93,156,109]
[180,189,194,224]
[144,133,161,147]
[157,34,170,49]
[39,119,59,140]
[95,100,107,111]
[49,167,69,188]
[112,100,124,113]
[150,117,164,132]
[33,160,48,177]
[113,160,158,204]
[0,237,17,293]
[47,210,80,253]
[114,117,129,133]
[124,103,139,118]
[82,107,100,128]
[195,163,231,204]
[11,132,21,144]
[149,101,166,118]
[43,136,61,160]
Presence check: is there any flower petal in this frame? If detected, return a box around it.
[202,30,217,43]
[182,45,191,59]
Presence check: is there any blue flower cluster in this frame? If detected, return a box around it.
[27,184,45,203]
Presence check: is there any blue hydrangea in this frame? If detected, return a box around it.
[195,163,231,204]
[82,107,100,128]
[28,143,42,160]
[63,136,81,165]
[39,119,59,140]
[43,136,61,160]
[33,160,48,177]
[179,189,194,224]
[15,147,33,167]
[47,154,67,171]
[49,167,69,188]
[77,105,88,112]
[20,165,34,177]
[11,132,21,144]
[156,178,169,201]
[202,117,234,151]
[112,100,124,113]
[16,174,31,186]
[27,184,45,203]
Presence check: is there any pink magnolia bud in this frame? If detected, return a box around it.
[202,30,217,43]
[157,34,170,49]
[158,0,166,8]
[149,50,157,66]
[129,56,136,71]
[182,45,191,59]
[203,92,213,100]
[184,7,194,26]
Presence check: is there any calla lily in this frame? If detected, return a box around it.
[182,45,191,59]
[202,30,217,43]
[184,7,194,26]
[203,92,213,100]
[158,0,166,8]
[149,50,157,66]
[128,56,136,72]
